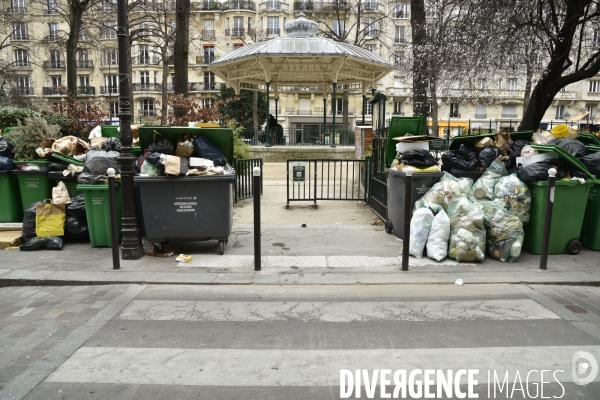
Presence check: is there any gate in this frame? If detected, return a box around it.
[234,158,263,203]
[286,159,369,208]
[368,137,388,221]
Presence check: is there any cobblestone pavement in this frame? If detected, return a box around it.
[0,285,129,390]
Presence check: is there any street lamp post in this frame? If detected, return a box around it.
[117,0,143,259]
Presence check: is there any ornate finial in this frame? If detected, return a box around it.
[284,13,318,38]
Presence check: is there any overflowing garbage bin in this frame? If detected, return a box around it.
[580,145,600,250]
[77,183,122,247]
[12,161,53,212]
[0,171,23,222]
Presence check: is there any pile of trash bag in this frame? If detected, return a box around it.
[442,144,479,170]
[469,159,508,201]
[581,153,600,176]
[478,201,524,262]
[65,194,89,241]
[547,138,588,159]
[447,197,486,262]
[414,172,473,213]
[517,159,566,183]
[493,174,532,224]
[0,136,15,159]
[477,147,500,170]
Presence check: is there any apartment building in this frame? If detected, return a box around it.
[2,0,598,137]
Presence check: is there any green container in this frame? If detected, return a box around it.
[13,170,54,212]
[386,116,426,167]
[101,125,120,138]
[524,180,593,254]
[0,171,23,222]
[63,181,82,198]
[78,184,122,247]
[51,153,85,167]
[581,181,600,250]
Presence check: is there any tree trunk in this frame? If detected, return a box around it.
[411,0,428,117]
[174,0,190,119]
[522,50,535,119]
[66,6,83,99]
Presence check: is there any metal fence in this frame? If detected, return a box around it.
[368,137,388,221]
[286,159,369,208]
[240,129,355,146]
[233,158,263,203]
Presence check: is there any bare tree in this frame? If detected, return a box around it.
[174,0,189,119]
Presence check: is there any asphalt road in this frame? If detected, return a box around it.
[2,284,600,399]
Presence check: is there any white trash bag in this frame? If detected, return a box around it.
[426,209,450,261]
[408,208,434,259]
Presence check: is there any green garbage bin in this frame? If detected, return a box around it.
[581,181,600,250]
[0,171,23,222]
[12,164,54,212]
[77,184,122,247]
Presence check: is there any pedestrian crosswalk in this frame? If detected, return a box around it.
[22,285,600,399]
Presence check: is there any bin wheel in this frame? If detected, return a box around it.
[218,240,225,255]
[567,239,582,255]
[385,219,393,234]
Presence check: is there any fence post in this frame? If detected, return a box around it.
[253,166,262,271]
[233,158,238,203]
[540,168,557,270]
[402,168,413,271]
[107,168,120,270]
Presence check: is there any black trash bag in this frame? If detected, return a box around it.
[0,156,15,171]
[508,139,529,169]
[19,236,63,251]
[517,159,566,183]
[548,138,588,159]
[0,136,15,159]
[66,194,87,217]
[193,136,227,167]
[22,202,44,243]
[581,152,600,176]
[477,147,500,169]
[77,172,107,184]
[101,137,122,152]
[400,150,436,167]
[145,152,164,167]
[148,135,175,155]
[84,150,120,175]
[442,144,480,170]
[64,216,89,241]
[48,162,69,171]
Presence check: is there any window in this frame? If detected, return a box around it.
[51,75,62,88]
[16,76,32,95]
[140,71,150,88]
[109,101,119,118]
[14,49,29,67]
[333,20,345,37]
[204,71,215,90]
[79,75,90,87]
[507,54,518,71]
[138,45,149,64]
[425,1,438,17]
[364,44,376,53]
[47,0,58,14]
[502,104,517,118]
[203,46,215,64]
[139,20,152,38]
[426,102,432,115]
[102,0,116,11]
[477,78,487,90]
[555,104,565,119]
[475,103,486,118]
[393,51,403,68]
[102,48,118,65]
[586,105,595,121]
[233,17,244,36]
[298,97,311,114]
[364,0,377,11]
[77,49,90,68]
[49,49,61,67]
[363,18,376,37]
[267,17,279,37]
[395,26,405,43]
[267,0,280,9]
[506,78,518,91]
[335,98,343,115]
[12,23,28,40]
[48,23,59,40]
[589,80,600,93]
[140,99,155,116]
[79,25,89,41]
[202,98,214,108]
[450,102,459,118]
[394,2,408,18]
[104,74,119,93]
[102,22,117,39]
[10,0,26,13]
[393,101,403,115]
[202,20,215,40]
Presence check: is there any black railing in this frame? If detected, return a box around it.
[132,83,162,91]
[77,86,96,95]
[239,128,355,146]
[234,158,263,203]
[232,27,245,36]
[42,87,67,95]
[101,59,119,66]
[266,27,280,36]
[222,1,255,11]
[201,30,215,40]
[192,1,221,10]
[132,56,159,65]
[15,87,34,95]
[474,113,487,119]
[394,10,409,18]
[394,37,406,43]
[11,33,29,40]
[7,6,27,13]
[76,60,94,68]
[100,86,119,94]
[14,60,31,67]
[43,60,65,69]
[368,136,387,221]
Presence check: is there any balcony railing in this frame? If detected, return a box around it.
[502,113,518,119]
[191,1,221,10]
[298,110,312,115]
[364,29,378,38]
[42,86,67,95]
[76,60,94,68]
[13,60,31,68]
[449,112,460,118]
[100,86,119,94]
[474,113,487,119]
[201,30,215,40]
[101,59,119,66]
[266,0,281,10]
[232,27,245,36]
[44,33,60,41]
[362,1,378,11]
[394,37,406,44]
[132,56,160,65]
[11,33,29,41]
[266,27,280,37]
[132,83,162,91]
[196,55,215,64]
[77,86,96,95]
[43,60,65,69]
[394,10,409,18]
[139,109,158,117]
[222,1,255,11]
[7,6,26,13]
[15,87,34,95]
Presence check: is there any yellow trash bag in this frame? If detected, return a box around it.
[35,200,66,238]
[551,124,569,138]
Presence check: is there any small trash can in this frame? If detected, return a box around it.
[77,183,122,247]
[12,164,53,212]
[0,170,23,222]
[386,169,443,239]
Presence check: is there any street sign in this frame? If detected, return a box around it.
[292,162,306,182]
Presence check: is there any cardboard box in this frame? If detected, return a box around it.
[0,231,23,249]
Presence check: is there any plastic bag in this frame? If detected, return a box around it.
[408,208,434,259]
[0,137,15,159]
[414,172,473,213]
[493,174,531,224]
[145,152,164,167]
[469,159,508,201]
[19,236,63,251]
[517,159,566,183]
[148,134,175,155]
[477,146,500,169]
[77,172,107,184]
[36,202,65,238]
[478,201,524,262]
[581,152,600,176]
[447,198,486,262]
[0,155,15,171]
[140,160,162,176]
[52,181,71,205]
[101,137,122,152]
[84,150,120,175]
[550,124,569,138]
[426,210,450,261]
[547,138,588,159]
[507,139,529,170]
[442,144,480,170]
[193,136,227,167]
[64,216,89,241]
[22,202,44,243]
[400,150,436,167]
[66,194,86,217]
[49,162,69,171]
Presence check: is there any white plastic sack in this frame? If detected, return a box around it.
[88,125,102,139]
[426,210,450,261]
[408,208,434,259]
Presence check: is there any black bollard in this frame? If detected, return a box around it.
[253,166,261,271]
[107,168,120,270]
[540,168,557,270]
[402,168,413,271]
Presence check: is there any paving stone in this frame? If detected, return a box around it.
[33,337,61,351]
[12,350,44,365]
[8,327,37,339]
[49,327,74,338]
[53,312,77,321]
[0,364,27,383]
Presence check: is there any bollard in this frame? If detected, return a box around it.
[540,168,557,270]
[402,168,413,271]
[253,166,261,271]
[107,168,120,270]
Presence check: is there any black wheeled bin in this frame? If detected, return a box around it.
[386,169,443,239]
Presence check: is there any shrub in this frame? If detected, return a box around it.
[4,116,62,160]
[0,107,39,131]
